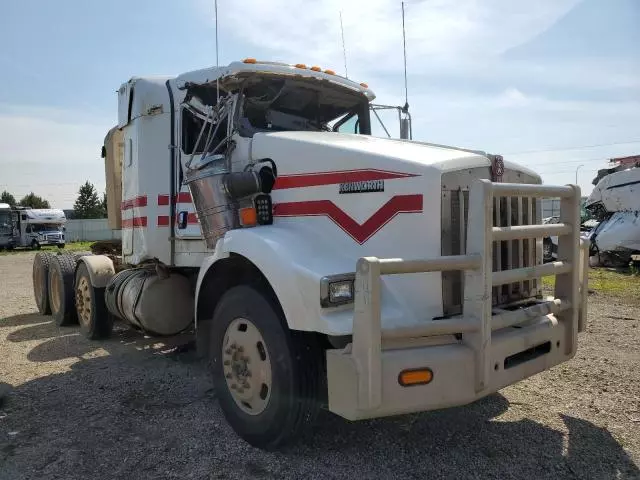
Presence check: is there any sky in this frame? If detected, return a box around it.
[0,0,638,208]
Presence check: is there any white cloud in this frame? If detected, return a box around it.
[0,106,112,208]
[207,0,580,74]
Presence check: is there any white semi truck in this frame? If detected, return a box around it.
[33,59,589,450]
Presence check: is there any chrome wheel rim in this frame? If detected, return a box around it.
[75,276,92,327]
[222,317,272,416]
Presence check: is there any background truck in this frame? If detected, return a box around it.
[32,59,588,450]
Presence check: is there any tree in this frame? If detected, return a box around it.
[73,181,103,219]
[0,190,16,207]
[19,192,50,209]
[101,192,108,218]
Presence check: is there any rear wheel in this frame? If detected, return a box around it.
[49,254,78,326]
[33,252,54,315]
[210,285,322,450]
[75,262,113,340]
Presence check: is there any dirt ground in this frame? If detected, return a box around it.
[1,252,639,480]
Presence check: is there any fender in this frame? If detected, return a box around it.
[76,255,115,288]
[195,226,362,334]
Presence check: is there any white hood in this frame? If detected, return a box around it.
[252,131,540,179]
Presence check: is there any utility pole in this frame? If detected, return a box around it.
[575,164,584,185]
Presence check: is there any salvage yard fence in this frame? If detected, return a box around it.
[64,219,121,242]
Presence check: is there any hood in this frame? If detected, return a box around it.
[247,131,539,325]
[251,131,539,179]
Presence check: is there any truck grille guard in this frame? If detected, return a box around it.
[346,179,589,412]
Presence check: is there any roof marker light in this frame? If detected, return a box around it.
[294,63,307,69]
[310,66,322,72]
[243,58,257,64]
[324,69,336,75]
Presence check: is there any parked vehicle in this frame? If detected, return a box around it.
[12,208,66,249]
[0,203,15,250]
[585,166,640,266]
[33,59,588,450]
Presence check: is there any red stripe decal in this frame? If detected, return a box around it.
[273,194,423,244]
[157,214,199,227]
[273,169,419,190]
[121,196,147,210]
[122,216,148,228]
[158,193,192,205]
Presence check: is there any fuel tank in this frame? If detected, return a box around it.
[105,267,194,335]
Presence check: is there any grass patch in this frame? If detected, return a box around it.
[0,241,94,256]
[542,268,640,300]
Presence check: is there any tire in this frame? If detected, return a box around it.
[33,252,55,315]
[543,239,553,263]
[210,285,322,450]
[58,243,65,249]
[75,262,113,340]
[31,240,41,250]
[48,254,78,326]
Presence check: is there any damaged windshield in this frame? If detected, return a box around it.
[236,76,371,137]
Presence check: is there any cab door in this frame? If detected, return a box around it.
[175,105,204,239]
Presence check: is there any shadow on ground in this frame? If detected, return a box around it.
[1,313,638,480]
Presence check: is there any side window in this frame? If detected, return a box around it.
[127,138,133,167]
[21,214,27,221]
[335,114,360,134]
[181,107,206,155]
[181,107,228,155]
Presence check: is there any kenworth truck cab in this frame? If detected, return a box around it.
[33,59,589,450]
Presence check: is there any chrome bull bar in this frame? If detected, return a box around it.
[340,179,588,413]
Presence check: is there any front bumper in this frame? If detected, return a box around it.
[327,311,571,420]
[325,180,589,421]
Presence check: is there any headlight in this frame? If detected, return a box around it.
[320,274,355,307]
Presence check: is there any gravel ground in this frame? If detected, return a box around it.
[1,252,639,480]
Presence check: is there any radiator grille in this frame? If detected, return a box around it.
[441,169,542,315]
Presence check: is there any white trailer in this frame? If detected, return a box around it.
[33,59,589,450]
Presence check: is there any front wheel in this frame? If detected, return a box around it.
[31,240,41,250]
[58,243,65,249]
[210,285,322,450]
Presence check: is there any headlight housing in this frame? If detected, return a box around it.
[320,273,355,307]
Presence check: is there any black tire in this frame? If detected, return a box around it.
[33,252,54,315]
[72,251,92,260]
[48,254,78,326]
[58,243,65,249]
[543,239,554,263]
[210,285,322,450]
[31,240,41,250]
[75,262,113,340]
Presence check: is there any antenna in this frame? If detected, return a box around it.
[401,1,409,111]
[340,11,348,78]
[214,0,220,102]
